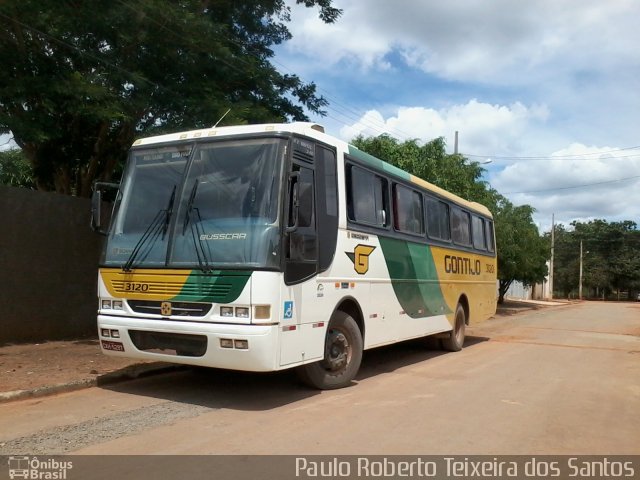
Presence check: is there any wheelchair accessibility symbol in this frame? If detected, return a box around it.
[283,301,293,320]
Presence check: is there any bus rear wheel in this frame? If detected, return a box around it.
[441,303,466,352]
[296,311,363,390]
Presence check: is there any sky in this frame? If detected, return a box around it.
[274,0,640,232]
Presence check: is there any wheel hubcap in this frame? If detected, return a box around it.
[323,329,351,372]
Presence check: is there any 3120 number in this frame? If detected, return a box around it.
[123,282,149,292]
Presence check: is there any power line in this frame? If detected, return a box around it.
[119,0,413,140]
[0,10,164,93]
[503,174,640,195]
[117,0,371,131]
[114,0,255,89]
[465,145,640,161]
[270,56,418,140]
[5,3,638,158]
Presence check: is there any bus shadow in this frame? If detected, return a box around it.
[356,334,489,381]
[100,335,489,411]
[101,367,312,411]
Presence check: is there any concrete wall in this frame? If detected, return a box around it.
[505,281,533,301]
[0,185,102,345]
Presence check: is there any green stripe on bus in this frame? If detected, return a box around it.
[378,237,451,318]
[172,270,251,303]
[347,145,412,181]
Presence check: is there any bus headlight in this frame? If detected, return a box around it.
[220,306,234,317]
[234,339,249,350]
[101,299,124,311]
[235,307,250,318]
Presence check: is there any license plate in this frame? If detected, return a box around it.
[101,340,125,352]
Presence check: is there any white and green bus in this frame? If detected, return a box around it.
[92,122,497,389]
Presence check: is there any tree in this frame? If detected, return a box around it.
[548,224,579,298]
[351,134,490,201]
[0,0,341,196]
[352,133,549,304]
[0,148,35,188]
[493,198,548,303]
[550,220,640,299]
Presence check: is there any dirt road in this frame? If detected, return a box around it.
[0,301,638,455]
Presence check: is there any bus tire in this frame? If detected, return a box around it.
[296,311,363,390]
[441,303,466,352]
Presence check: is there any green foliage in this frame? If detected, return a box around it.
[351,134,490,202]
[0,148,35,188]
[549,220,640,299]
[0,0,341,196]
[352,134,549,303]
[493,197,548,302]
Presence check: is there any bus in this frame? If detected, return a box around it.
[91,122,497,389]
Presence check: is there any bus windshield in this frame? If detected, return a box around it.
[102,137,286,270]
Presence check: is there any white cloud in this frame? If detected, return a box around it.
[282,0,640,149]
[278,0,640,229]
[285,0,640,84]
[283,1,391,71]
[338,109,640,231]
[337,100,549,155]
[491,144,640,230]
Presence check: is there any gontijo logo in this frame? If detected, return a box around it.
[346,244,376,275]
[444,254,482,276]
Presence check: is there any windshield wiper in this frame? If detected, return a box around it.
[164,186,177,237]
[189,207,214,273]
[122,185,176,272]
[182,180,199,234]
[181,180,213,273]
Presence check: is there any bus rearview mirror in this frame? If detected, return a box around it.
[91,182,119,235]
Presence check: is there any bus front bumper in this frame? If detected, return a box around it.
[97,315,280,372]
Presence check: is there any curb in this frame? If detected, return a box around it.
[0,362,183,404]
[495,300,573,317]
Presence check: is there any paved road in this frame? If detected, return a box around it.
[0,301,638,455]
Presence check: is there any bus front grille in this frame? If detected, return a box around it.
[127,300,212,317]
[128,330,207,357]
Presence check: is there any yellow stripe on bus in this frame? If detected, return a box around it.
[100,268,193,301]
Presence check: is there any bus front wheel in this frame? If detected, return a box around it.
[296,311,363,390]
[441,303,466,352]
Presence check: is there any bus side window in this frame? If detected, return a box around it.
[472,215,487,250]
[426,196,451,241]
[287,165,317,265]
[451,207,471,246]
[297,180,314,228]
[393,183,424,235]
[316,146,338,272]
[486,219,495,252]
[347,164,389,228]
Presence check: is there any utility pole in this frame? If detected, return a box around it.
[579,240,583,300]
[549,214,554,300]
[454,131,459,155]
